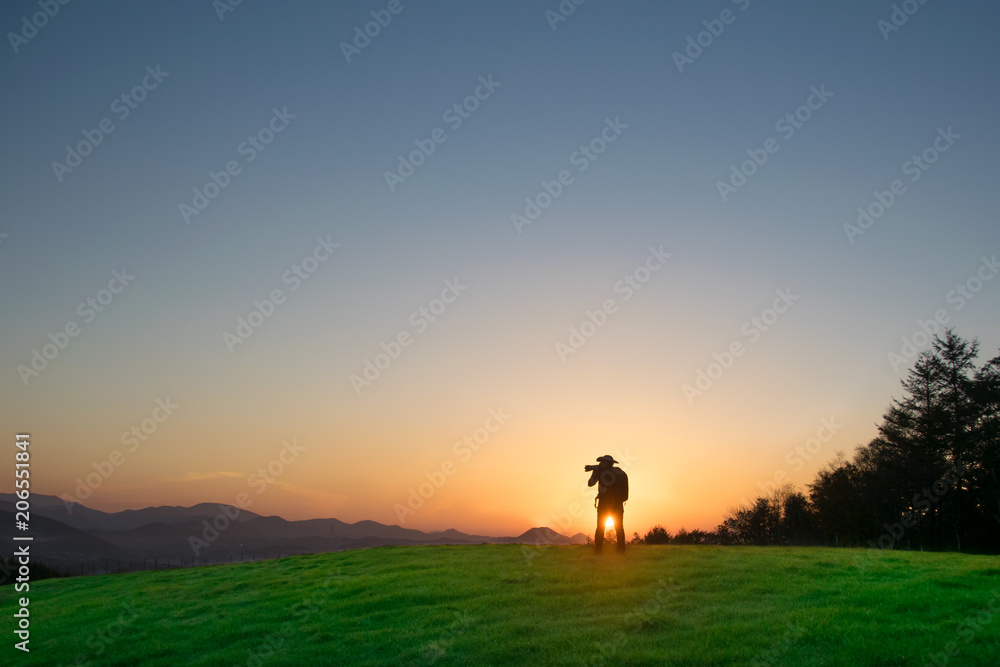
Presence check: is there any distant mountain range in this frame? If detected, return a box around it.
[0,494,587,566]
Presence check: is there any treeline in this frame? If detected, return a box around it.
[0,557,64,586]
[630,526,716,546]
[639,332,1000,553]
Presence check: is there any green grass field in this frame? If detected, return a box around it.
[4,545,1000,666]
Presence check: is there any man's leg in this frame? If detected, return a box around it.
[615,507,625,553]
[594,508,604,553]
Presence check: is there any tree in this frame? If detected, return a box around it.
[718,485,800,545]
[672,528,692,544]
[808,454,862,546]
[927,331,979,549]
[781,491,813,545]
[807,331,999,552]
[643,525,671,544]
[972,352,1000,538]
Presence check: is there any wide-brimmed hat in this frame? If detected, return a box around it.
[596,455,618,464]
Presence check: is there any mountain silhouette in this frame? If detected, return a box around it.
[0,495,586,567]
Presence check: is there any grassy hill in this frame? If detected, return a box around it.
[4,545,999,665]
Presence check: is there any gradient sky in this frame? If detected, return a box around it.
[2,0,998,538]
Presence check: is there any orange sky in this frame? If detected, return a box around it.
[8,253,996,538]
[19,319,891,538]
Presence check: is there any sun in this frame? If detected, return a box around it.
[605,517,615,531]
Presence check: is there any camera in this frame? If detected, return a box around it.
[584,464,599,472]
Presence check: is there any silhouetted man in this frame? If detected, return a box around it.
[587,455,628,554]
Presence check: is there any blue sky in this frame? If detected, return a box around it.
[1,0,998,535]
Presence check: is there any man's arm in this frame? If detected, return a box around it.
[620,470,629,502]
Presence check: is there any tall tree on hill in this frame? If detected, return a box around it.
[972,352,1000,535]
[929,331,980,549]
[808,331,999,552]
